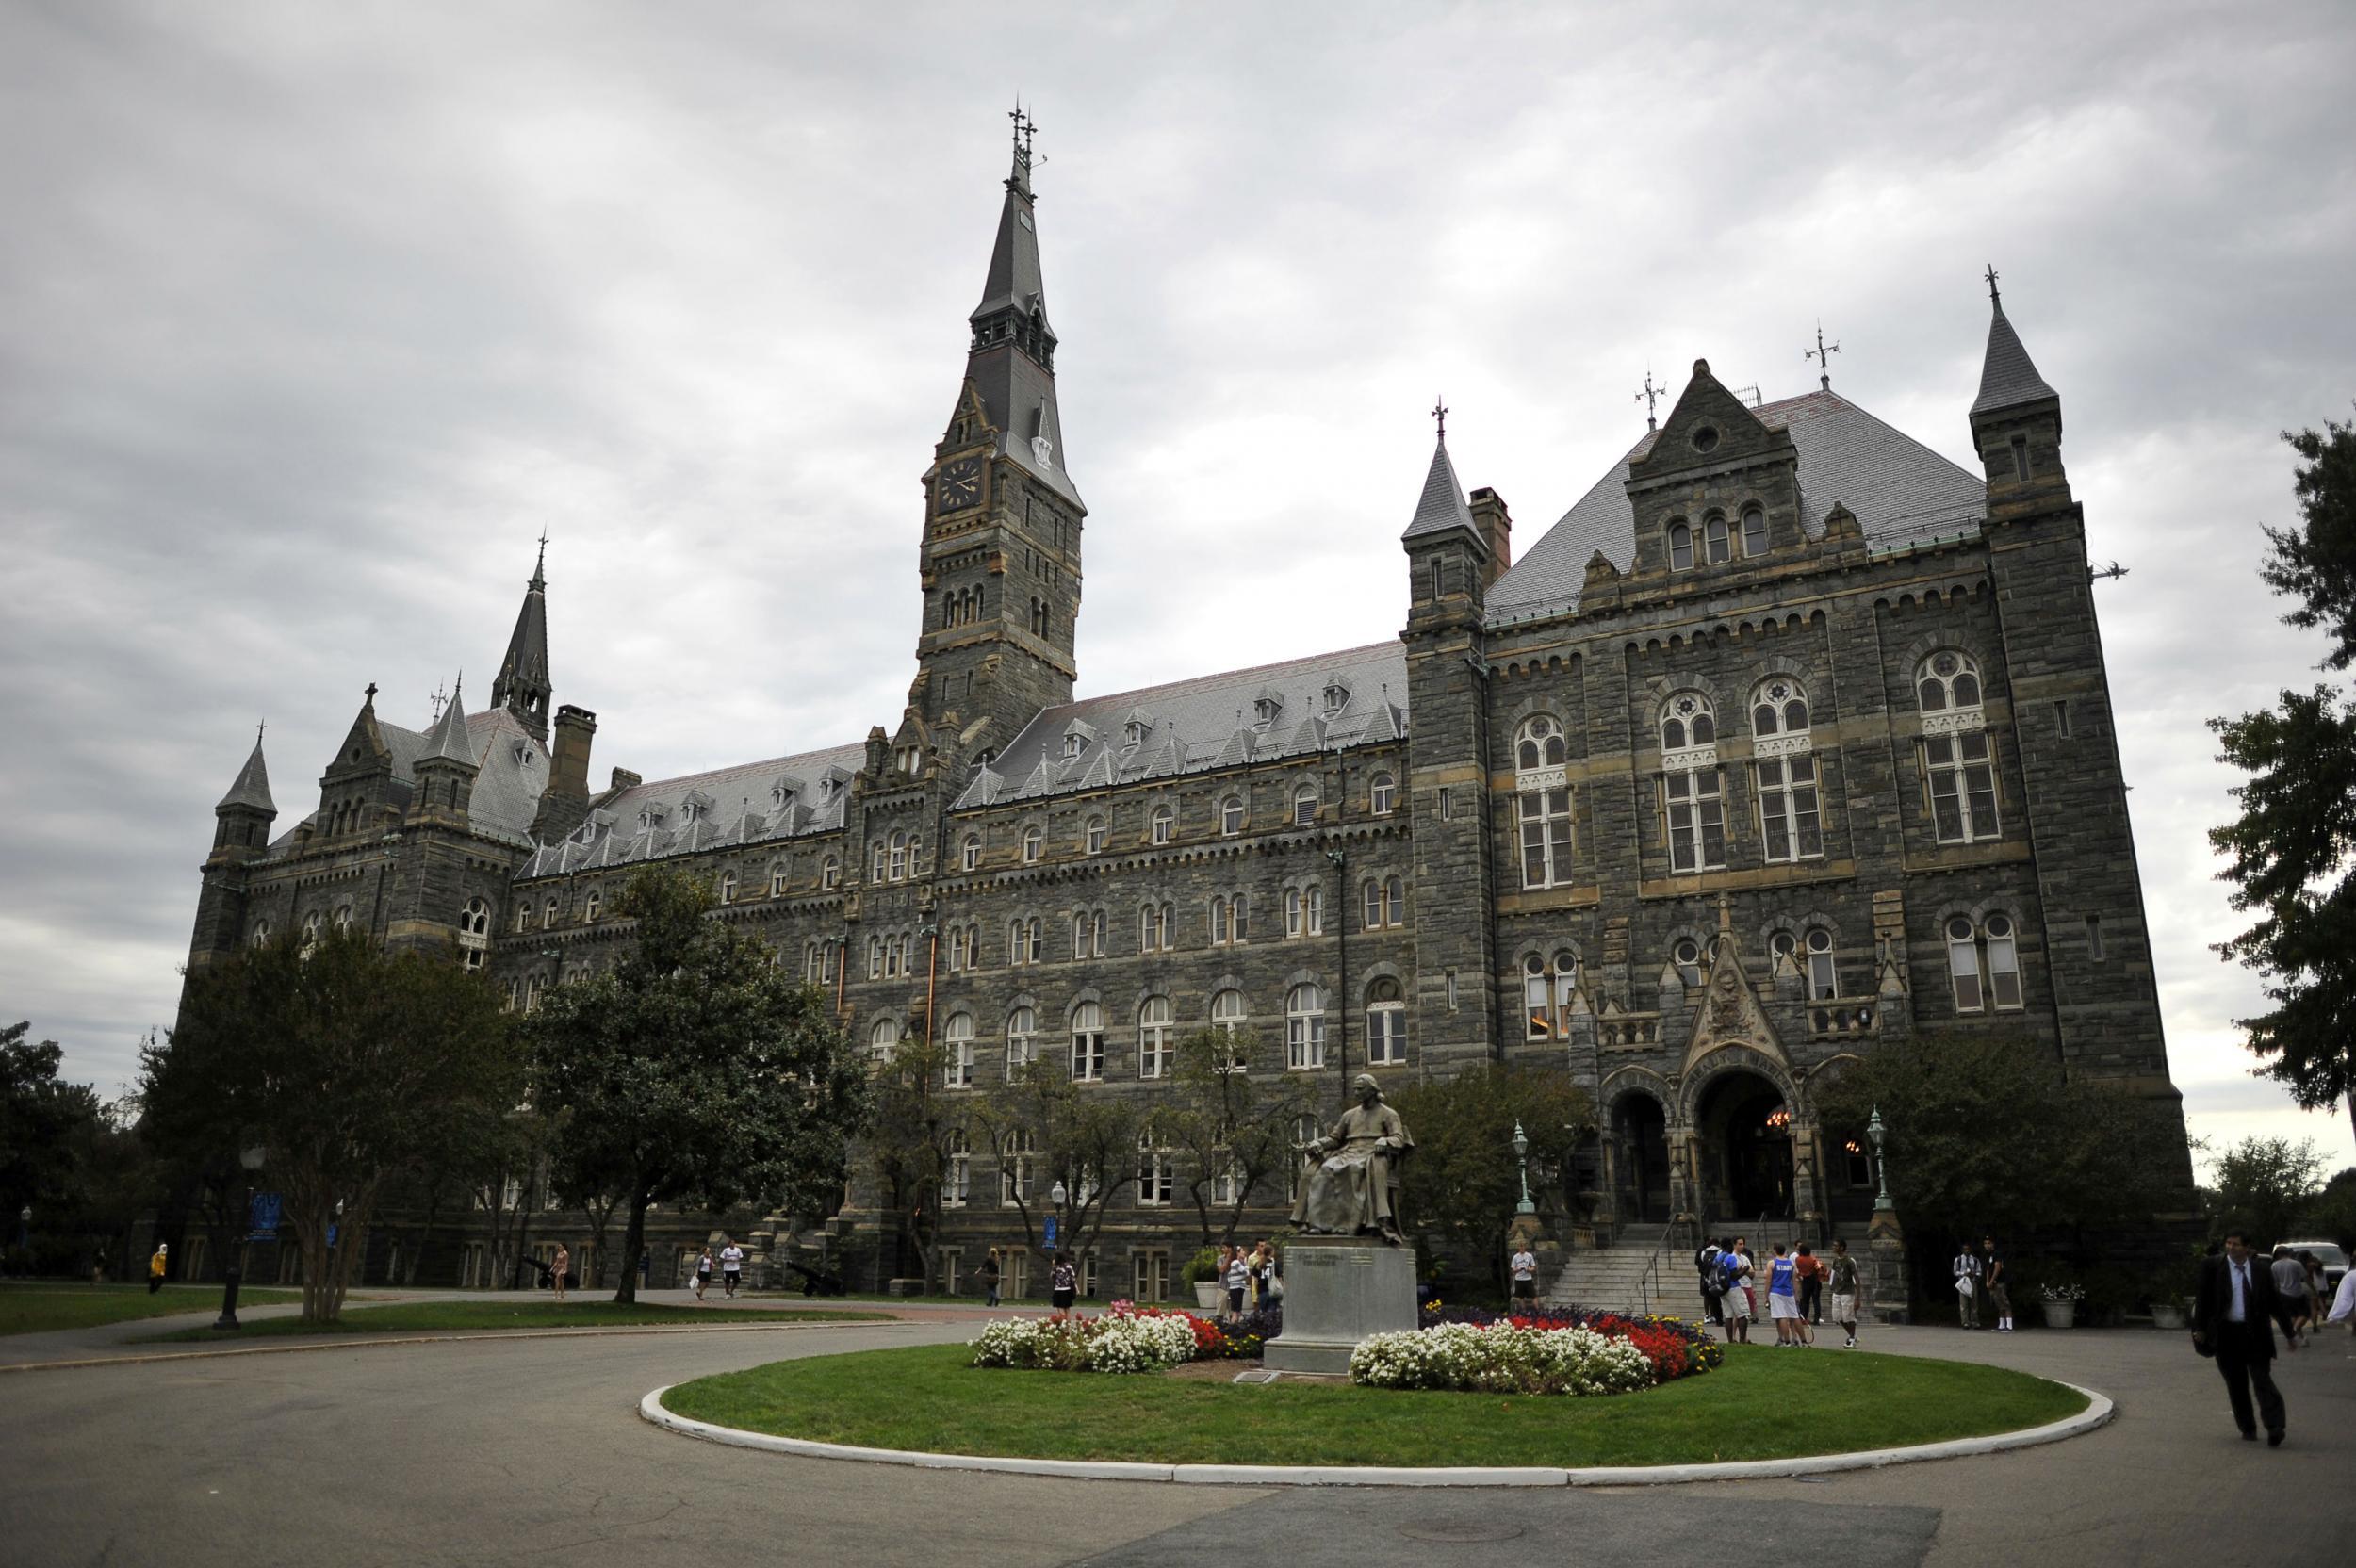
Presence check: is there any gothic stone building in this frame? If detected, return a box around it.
[187,134,2193,1298]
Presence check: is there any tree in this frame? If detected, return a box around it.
[975,1056,1137,1270]
[1389,1066,1592,1271]
[1810,1033,2188,1259]
[2205,1135,2327,1246]
[1,1020,104,1232]
[143,929,523,1321]
[1160,1027,1306,1247]
[865,1033,973,1291]
[2300,1165,2356,1249]
[2212,415,2356,1114]
[527,866,870,1305]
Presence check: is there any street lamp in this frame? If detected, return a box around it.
[1867,1107,1893,1213]
[1513,1121,1536,1216]
[1047,1178,1068,1253]
[213,1145,267,1331]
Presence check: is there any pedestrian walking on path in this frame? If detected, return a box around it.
[1981,1237,2013,1332]
[1953,1244,1983,1329]
[694,1248,713,1301]
[2267,1246,2308,1346]
[1049,1251,1077,1313]
[1696,1236,1725,1325]
[147,1244,167,1295]
[718,1239,744,1298]
[1793,1243,1824,1333]
[977,1247,1002,1308]
[2193,1230,2289,1447]
[1828,1238,1863,1348]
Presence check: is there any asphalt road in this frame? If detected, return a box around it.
[1,1313,2347,1567]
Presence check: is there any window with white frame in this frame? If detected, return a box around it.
[1366,977,1406,1065]
[945,1014,974,1088]
[1137,1125,1174,1205]
[1755,677,1823,862]
[1008,917,1040,966]
[869,841,885,881]
[889,830,909,881]
[1085,816,1107,855]
[1211,988,1249,1070]
[1805,926,1837,1000]
[1668,518,1694,571]
[1284,885,1324,938]
[1661,691,1716,752]
[1022,825,1043,863]
[333,903,352,933]
[1702,513,1731,564]
[1917,650,1985,715]
[867,937,883,979]
[804,942,826,983]
[1285,983,1326,1070]
[1212,892,1249,945]
[1369,773,1397,816]
[1000,1128,1036,1205]
[1139,901,1172,953]
[1946,913,2024,1013]
[514,904,530,933]
[1138,995,1173,1078]
[1132,1249,1170,1303]
[719,872,737,905]
[1661,769,1726,872]
[1923,732,2001,843]
[543,896,560,929]
[944,1128,972,1206]
[1292,785,1317,826]
[1672,938,1703,988]
[1211,1148,1244,1207]
[1522,950,1580,1040]
[1149,805,1173,845]
[1220,795,1244,836]
[457,898,490,971]
[300,909,321,956]
[1070,1002,1105,1081]
[820,855,840,890]
[1517,785,1575,890]
[1288,1113,1322,1199]
[869,1017,899,1061]
[961,834,981,872]
[1006,1005,1037,1071]
[1362,875,1404,929]
[768,862,786,897]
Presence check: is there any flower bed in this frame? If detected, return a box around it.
[1350,1321,1655,1396]
[1419,1303,1724,1382]
[969,1301,1205,1374]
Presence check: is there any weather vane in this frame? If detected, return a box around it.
[1985,264,2001,306]
[1807,320,1840,391]
[1635,368,1664,431]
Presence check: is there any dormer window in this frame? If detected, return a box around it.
[1321,682,1350,716]
[514,743,531,765]
[1062,732,1085,760]
[1253,695,1282,726]
[1124,720,1150,746]
[773,786,794,808]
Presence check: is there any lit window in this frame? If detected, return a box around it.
[1741,505,1766,558]
[1070,1002,1104,1081]
[1150,805,1173,845]
[1085,816,1107,855]
[945,1014,974,1088]
[1523,951,1579,1039]
[1138,995,1173,1079]
[1366,977,1406,1065]
[1292,786,1317,826]
[1022,825,1043,863]
[1369,774,1396,816]
[1220,796,1244,836]
[1669,520,1693,570]
[962,834,981,872]
[1006,1006,1037,1072]
[1285,984,1326,1070]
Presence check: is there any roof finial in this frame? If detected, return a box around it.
[532,529,548,589]
[1984,264,2001,307]
[430,678,448,721]
[364,681,378,707]
[1634,367,1664,431]
[1432,394,1448,442]
[1807,319,1840,392]
[255,718,266,745]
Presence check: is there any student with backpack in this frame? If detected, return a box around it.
[1695,1237,1725,1325]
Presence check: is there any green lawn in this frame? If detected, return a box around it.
[146,1299,892,1343]
[0,1283,303,1337]
[662,1343,2088,1468]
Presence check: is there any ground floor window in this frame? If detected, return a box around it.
[1132,1249,1170,1303]
[938,1247,962,1296]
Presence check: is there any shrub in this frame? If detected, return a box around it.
[1350,1322,1653,1396]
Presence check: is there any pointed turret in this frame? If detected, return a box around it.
[1966,270,2070,518]
[1401,432,1479,545]
[422,678,477,766]
[1970,280,2058,418]
[1400,407,1491,626]
[957,110,1078,506]
[412,679,480,829]
[491,539,552,743]
[217,732,276,815]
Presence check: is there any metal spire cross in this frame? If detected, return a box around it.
[1984,264,2002,306]
[1009,101,1038,157]
[1807,320,1841,391]
[1432,395,1448,441]
[255,719,266,745]
[1634,368,1664,431]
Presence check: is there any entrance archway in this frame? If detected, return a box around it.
[1610,1093,1671,1224]
[1696,1070,1794,1225]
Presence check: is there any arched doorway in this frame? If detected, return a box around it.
[1696,1070,1794,1225]
[1610,1093,1671,1223]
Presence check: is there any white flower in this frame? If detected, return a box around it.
[1349,1323,1652,1396]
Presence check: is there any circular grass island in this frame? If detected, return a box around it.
[656,1342,2095,1475]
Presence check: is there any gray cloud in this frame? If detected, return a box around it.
[4,2,2353,1172]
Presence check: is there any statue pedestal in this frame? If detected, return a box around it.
[1263,1234,1418,1376]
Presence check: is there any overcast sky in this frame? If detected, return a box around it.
[4,2,2352,1172]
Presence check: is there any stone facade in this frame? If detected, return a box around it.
[183,137,2194,1299]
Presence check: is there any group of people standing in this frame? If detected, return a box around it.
[1950,1235,2015,1331]
[965,1241,1280,1315]
[1696,1235,1866,1348]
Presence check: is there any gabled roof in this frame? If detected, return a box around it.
[1970,302,2059,417]
[955,641,1409,809]
[1484,390,1988,625]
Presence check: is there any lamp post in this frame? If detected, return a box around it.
[213,1145,266,1331]
[1867,1107,1893,1213]
[1513,1121,1536,1216]
[1047,1178,1069,1258]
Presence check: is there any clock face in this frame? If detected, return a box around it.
[936,457,984,514]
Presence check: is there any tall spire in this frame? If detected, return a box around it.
[1401,423,1478,543]
[960,110,1078,505]
[491,541,551,743]
[216,731,275,814]
[1971,273,2057,417]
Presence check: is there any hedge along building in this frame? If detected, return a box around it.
[186,123,2194,1298]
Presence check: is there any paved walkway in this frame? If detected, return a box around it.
[0,1313,2346,1566]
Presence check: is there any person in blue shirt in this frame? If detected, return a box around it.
[1766,1242,1805,1346]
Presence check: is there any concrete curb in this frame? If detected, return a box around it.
[0,1317,898,1376]
[639,1380,2114,1488]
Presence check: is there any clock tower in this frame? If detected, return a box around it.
[908,111,1086,769]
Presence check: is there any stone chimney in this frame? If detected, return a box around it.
[1470,488,1513,588]
[531,705,597,840]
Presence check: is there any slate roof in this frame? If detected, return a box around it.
[518,740,868,879]
[267,707,551,854]
[955,642,1409,809]
[216,740,275,813]
[1970,302,2058,416]
[963,148,1080,509]
[420,682,476,765]
[1484,390,1988,625]
[1400,436,1477,541]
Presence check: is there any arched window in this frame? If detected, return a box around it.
[250,918,272,947]
[1366,977,1406,1065]
[888,831,908,882]
[1515,715,1574,890]
[1369,773,1397,816]
[1917,650,1984,714]
[1741,504,1767,559]
[1660,693,1716,752]
[300,910,322,956]
[457,898,490,972]
[1149,805,1174,845]
[1805,926,1838,1000]
[1006,1005,1038,1071]
[869,840,886,881]
[1673,938,1703,988]
[1284,885,1324,938]
[1292,785,1318,827]
[1084,816,1107,855]
[1000,1128,1037,1205]
[869,1017,899,1061]
[1660,695,1725,873]
[542,897,560,930]
[1139,901,1171,953]
[944,1014,974,1088]
[1516,715,1569,773]
[333,903,352,933]
[1285,984,1326,1070]
[1947,913,2023,1013]
[767,863,786,897]
[868,937,884,980]
[1138,996,1173,1079]
[1021,825,1043,864]
[1211,989,1249,1070]
[943,1127,972,1206]
[820,855,840,890]
[1070,1002,1105,1081]
[804,942,826,983]
[961,834,981,872]
[1137,1123,1174,1205]
[1288,1112,1322,1199]
[1220,795,1245,836]
[1752,678,1809,737]
[1362,875,1404,930]
[1756,678,1823,863]
[1704,514,1731,564]
[1669,519,1694,571]
[1522,950,1579,1039]
[515,904,532,933]
[719,872,737,905]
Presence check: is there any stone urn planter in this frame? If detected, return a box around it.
[1193,1281,1225,1314]
[2149,1300,2186,1331]
[2038,1297,2079,1330]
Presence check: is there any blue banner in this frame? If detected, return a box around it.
[1042,1216,1058,1250]
[248,1191,282,1240]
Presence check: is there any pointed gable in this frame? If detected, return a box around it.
[420,685,478,769]
[1629,358,1791,482]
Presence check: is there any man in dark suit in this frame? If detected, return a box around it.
[2192,1230,2288,1446]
